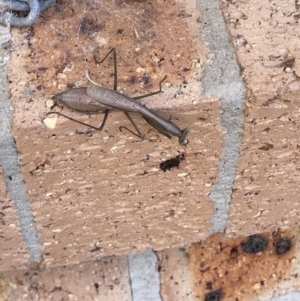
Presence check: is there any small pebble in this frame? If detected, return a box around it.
[278,48,289,59]
[45,99,54,108]
[136,66,145,73]
[43,115,57,129]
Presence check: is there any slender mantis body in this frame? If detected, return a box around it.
[52,48,190,145]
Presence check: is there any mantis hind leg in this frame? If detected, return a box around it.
[93,47,117,91]
[47,110,110,131]
[120,75,167,140]
[93,48,144,140]
[119,112,145,140]
[133,75,167,100]
[98,109,109,130]
[92,48,172,143]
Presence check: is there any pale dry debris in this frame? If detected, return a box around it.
[43,115,58,129]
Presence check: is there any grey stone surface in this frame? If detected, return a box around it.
[197,0,246,234]
[128,249,161,301]
[0,25,43,264]
[270,292,300,301]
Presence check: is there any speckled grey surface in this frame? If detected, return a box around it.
[197,0,246,234]
[0,25,43,264]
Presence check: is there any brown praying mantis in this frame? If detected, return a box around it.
[50,48,190,145]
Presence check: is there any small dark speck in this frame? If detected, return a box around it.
[94,283,99,293]
[177,13,192,18]
[90,245,102,252]
[205,282,213,290]
[182,67,190,72]
[205,288,222,301]
[143,75,150,85]
[116,28,125,34]
[242,235,268,254]
[168,209,175,217]
[258,143,273,151]
[275,237,292,255]
[138,170,148,176]
[114,278,120,285]
[25,31,34,39]
[283,58,295,69]
[230,247,238,260]
[129,76,137,85]
[37,85,44,91]
[160,154,185,172]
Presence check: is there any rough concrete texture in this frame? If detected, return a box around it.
[158,247,192,301]
[1,0,300,300]
[0,22,43,266]
[188,229,298,301]
[6,0,222,267]
[0,228,298,301]
[0,255,131,300]
[224,0,300,236]
[0,170,29,270]
[271,293,300,301]
[196,0,245,235]
[158,228,299,301]
[128,249,161,301]
[13,103,219,267]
